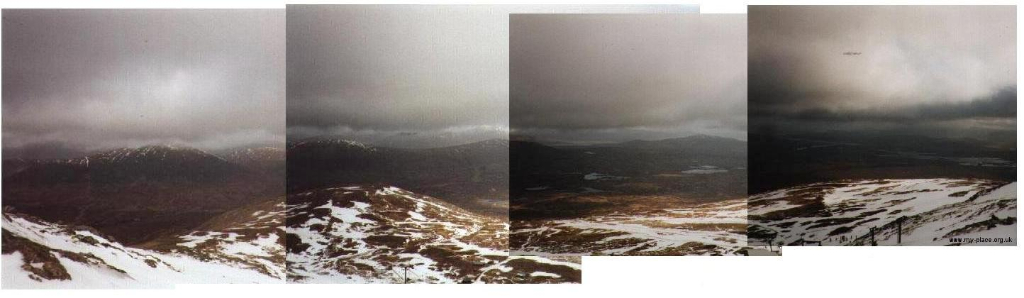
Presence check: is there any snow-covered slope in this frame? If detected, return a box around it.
[286,186,581,284]
[2,211,284,288]
[749,179,1016,247]
[511,199,748,256]
[140,198,286,280]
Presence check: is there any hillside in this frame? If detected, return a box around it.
[2,210,284,288]
[511,198,747,256]
[749,179,1016,247]
[286,185,581,284]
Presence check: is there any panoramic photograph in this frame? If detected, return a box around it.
[508,14,751,256]
[747,6,1016,248]
[284,4,693,283]
[1,10,286,287]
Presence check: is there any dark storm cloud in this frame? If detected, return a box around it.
[285,5,697,147]
[783,87,1016,123]
[749,6,1015,126]
[509,14,747,142]
[2,9,284,155]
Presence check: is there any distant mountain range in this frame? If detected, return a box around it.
[510,134,747,203]
[749,132,1017,194]
[286,126,508,149]
[222,146,286,176]
[512,134,746,169]
[2,145,284,245]
[286,137,509,216]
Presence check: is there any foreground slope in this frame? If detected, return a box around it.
[286,185,581,284]
[749,179,1016,246]
[511,199,747,256]
[139,198,287,280]
[508,136,749,256]
[2,210,284,288]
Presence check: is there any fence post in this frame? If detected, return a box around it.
[897,217,904,244]
[870,227,877,246]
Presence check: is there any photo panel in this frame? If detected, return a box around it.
[1,9,286,288]
[284,4,697,283]
[5,3,1011,291]
[508,13,750,256]
[747,6,1016,249]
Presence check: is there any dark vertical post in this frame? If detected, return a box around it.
[897,217,904,244]
[870,227,876,246]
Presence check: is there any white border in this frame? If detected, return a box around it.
[0,1,1019,298]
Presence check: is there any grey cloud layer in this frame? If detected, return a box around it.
[285,5,699,146]
[2,9,285,153]
[287,6,510,132]
[749,6,1015,126]
[509,14,747,141]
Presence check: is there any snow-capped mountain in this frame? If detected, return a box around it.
[85,145,248,183]
[511,199,748,256]
[285,185,581,284]
[92,145,224,162]
[749,179,1016,247]
[221,147,286,175]
[5,145,264,186]
[2,209,284,288]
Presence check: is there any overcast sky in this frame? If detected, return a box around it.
[286,5,697,148]
[2,9,284,158]
[749,6,1015,138]
[509,14,748,144]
